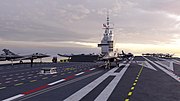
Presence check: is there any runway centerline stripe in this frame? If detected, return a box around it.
[125,62,144,101]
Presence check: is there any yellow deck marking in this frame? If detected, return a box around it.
[125,99,129,101]
[128,92,133,96]
[125,63,144,100]
[30,80,37,82]
[131,87,135,90]
[15,83,24,86]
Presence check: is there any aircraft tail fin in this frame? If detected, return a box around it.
[2,49,17,56]
[122,50,125,55]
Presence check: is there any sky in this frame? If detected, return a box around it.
[0,0,180,57]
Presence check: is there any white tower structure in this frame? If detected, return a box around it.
[98,13,114,55]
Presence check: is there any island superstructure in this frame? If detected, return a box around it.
[98,13,114,55]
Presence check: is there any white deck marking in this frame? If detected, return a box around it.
[18,76,24,78]
[21,78,25,80]
[89,68,95,71]
[144,61,157,71]
[5,81,11,83]
[95,63,130,101]
[6,78,12,80]
[137,61,157,71]
[155,61,174,71]
[27,74,33,76]
[172,59,180,65]
[169,61,174,71]
[64,62,131,101]
[48,79,65,86]
[143,57,180,82]
[2,94,24,101]
[75,72,84,76]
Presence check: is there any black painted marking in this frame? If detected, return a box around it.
[80,76,115,101]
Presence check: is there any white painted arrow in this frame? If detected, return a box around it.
[155,61,174,72]
[136,61,157,71]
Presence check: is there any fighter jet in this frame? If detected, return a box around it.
[99,51,119,69]
[118,50,133,60]
[99,50,134,69]
[0,49,50,63]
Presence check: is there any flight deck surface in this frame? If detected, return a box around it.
[0,56,179,101]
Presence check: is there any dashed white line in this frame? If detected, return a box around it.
[28,77,32,79]
[5,81,11,83]
[28,74,33,76]
[18,76,24,78]
[2,94,24,101]
[14,80,18,82]
[9,74,13,76]
[21,78,26,80]
[90,68,95,71]
[6,78,12,80]
[48,79,65,86]
[75,72,84,76]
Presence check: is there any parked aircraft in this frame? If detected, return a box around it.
[118,50,133,60]
[0,49,50,64]
[142,53,174,58]
[100,50,133,69]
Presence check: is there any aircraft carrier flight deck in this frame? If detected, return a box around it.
[0,56,179,101]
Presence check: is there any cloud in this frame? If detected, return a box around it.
[0,0,180,56]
